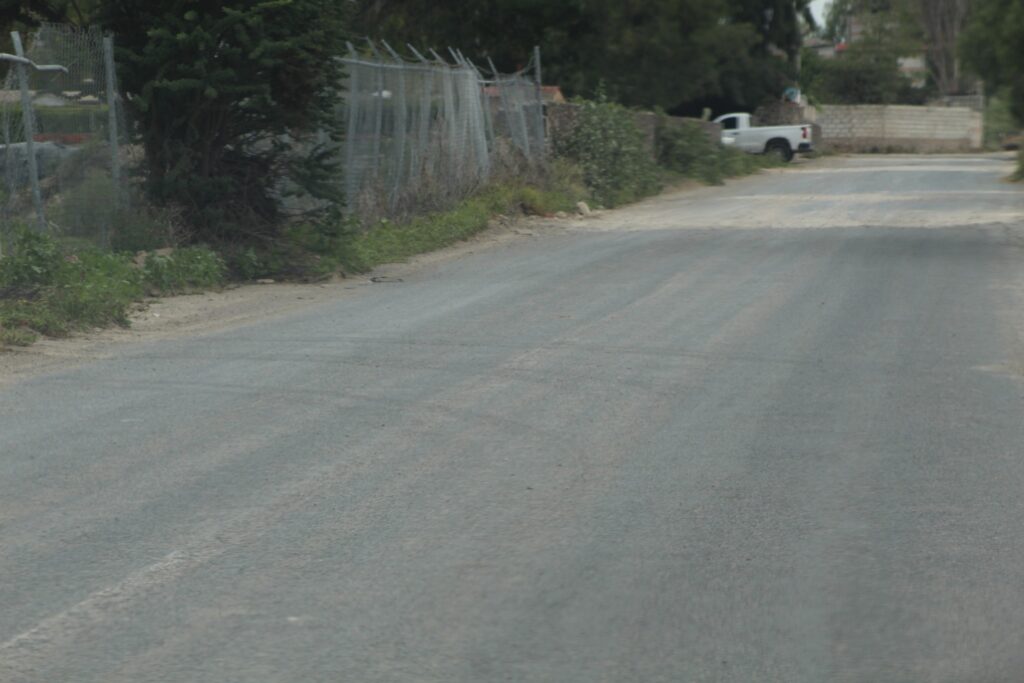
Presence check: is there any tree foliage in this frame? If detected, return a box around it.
[731,0,817,60]
[352,0,807,114]
[94,0,349,238]
[807,0,925,104]
[961,0,1024,121]
[552,95,661,207]
[802,45,917,104]
[918,0,971,96]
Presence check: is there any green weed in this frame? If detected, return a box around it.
[141,247,226,295]
[1,230,225,346]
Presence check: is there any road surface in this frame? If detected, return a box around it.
[2,155,1024,682]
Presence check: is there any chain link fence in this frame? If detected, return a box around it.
[341,43,545,220]
[2,30,545,249]
[1,23,134,253]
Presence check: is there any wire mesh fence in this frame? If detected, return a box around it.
[341,43,545,220]
[1,23,134,253]
[1,31,545,251]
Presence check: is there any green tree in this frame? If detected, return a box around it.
[352,0,791,114]
[806,0,924,104]
[95,0,349,238]
[802,43,914,103]
[730,0,817,61]
[961,0,1024,121]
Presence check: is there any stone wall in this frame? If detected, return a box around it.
[817,104,983,152]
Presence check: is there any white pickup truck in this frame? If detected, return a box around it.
[713,112,813,162]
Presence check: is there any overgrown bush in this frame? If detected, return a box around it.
[0,230,225,346]
[657,119,723,183]
[984,89,1018,150]
[0,230,142,343]
[552,97,661,208]
[657,118,781,185]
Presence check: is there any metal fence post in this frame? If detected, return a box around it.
[533,45,546,158]
[382,41,408,208]
[11,32,45,231]
[343,47,361,213]
[102,36,120,247]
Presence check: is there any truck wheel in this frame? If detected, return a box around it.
[766,140,793,163]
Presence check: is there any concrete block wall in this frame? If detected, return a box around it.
[818,104,983,152]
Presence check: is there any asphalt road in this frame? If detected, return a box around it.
[3,155,1024,682]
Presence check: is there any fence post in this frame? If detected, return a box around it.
[103,36,120,247]
[11,31,45,231]
[343,47,361,213]
[382,42,408,209]
[533,45,545,158]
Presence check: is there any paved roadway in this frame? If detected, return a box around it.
[2,155,1024,682]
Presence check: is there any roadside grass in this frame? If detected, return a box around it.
[229,160,590,279]
[0,229,224,347]
[332,174,585,274]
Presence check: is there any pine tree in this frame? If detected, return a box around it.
[96,0,350,238]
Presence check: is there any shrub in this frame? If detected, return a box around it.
[985,89,1018,150]
[141,247,226,295]
[657,119,724,184]
[48,249,143,329]
[0,230,143,339]
[0,230,225,346]
[97,0,350,237]
[657,118,780,186]
[553,97,661,207]
[0,229,64,291]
